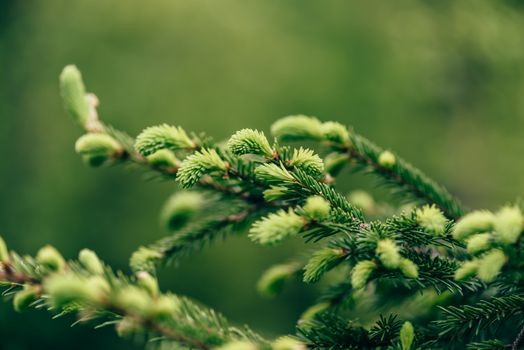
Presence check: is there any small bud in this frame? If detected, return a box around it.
[400,321,415,350]
[303,248,343,283]
[149,294,180,320]
[299,302,330,321]
[146,149,178,169]
[466,234,492,255]
[376,239,401,269]
[493,205,523,245]
[454,260,478,281]
[324,152,349,176]
[176,148,227,188]
[60,65,90,127]
[255,163,295,184]
[263,186,288,202]
[0,236,9,263]
[227,129,273,157]
[116,317,140,337]
[215,341,259,350]
[303,196,331,221]
[249,209,305,245]
[257,264,297,297]
[129,247,163,273]
[160,191,204,231]
[135,124,195,156]
[415,204,448,236]
[13,285,39,312]
[289,148,324,177]
[44,274,103,308]
[36,245,65,272]
[271,115,323,141]
[452,210,495,241]
[78,249,104,275]
[115,286,151,315]
[477,249,506,283]
[378,150,396,168]
[348,190,375,215]
[399,258,419,279]
[320,121,350,146]
[75,133,122,167]
[351,260,376,289]
[137,271,159,297]
[271,336,306,350]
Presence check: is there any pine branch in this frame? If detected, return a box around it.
[0,238,270,350]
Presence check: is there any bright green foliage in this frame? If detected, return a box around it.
[477,249,506,283]
[257,263,298,297]
[289,148,324,177]
[160,191,204,230]
[255,163,295,184]
[493,205,523,244]
[302,195,331,221]
[303,248,343,283]
[270,115,323,141]
[0,236,9,263]
[13,285,38,312]
[78,249,104,275]
[249,209,304,245]
[134,124,195,156]
[176,148,227,188]
[59,65,90,128]
[351,260,376,289]
[147,149,179,169]
[416,204,447,236]
[227,128,273,157]
[378,150,396,168]
[3,66,524,350]
[400,321,414,350]
[376,239,401,269]
[36,245,65,272]
[452,210,495,240]
[75,133,122,167]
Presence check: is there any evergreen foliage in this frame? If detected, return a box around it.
[1,66,523,349]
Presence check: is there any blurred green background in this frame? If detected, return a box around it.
[2,0,524,348]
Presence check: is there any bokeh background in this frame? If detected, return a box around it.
[2,0,524,349]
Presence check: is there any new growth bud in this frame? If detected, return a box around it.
[147,149,179,169]
[249,209,305,245]
[0,236,9,263]
[176,148,227,188]
[400,321,415,350]
[115,286,151,315]
[13,285,39,312]
[351,260,376,289]
[215,341,259,350]
[150,294,180,320]
[45,274,106,308]
[303,196,331,221]
[255,163,295,184]
[493,205,523,244]
[129,247,163,273]
[303,247,343,283]
[271,115,323,141]
[378,150,396,168]
[36,245,65,272]
[271,336,306,350]
[60,65,90,127]
[416,204,448,236]
[376,239,401,269]
[466,234,491,255]
[399,258,419,279]
[320,121,350,146]
[289,148,324,177]
[477,249,506,283]
[452,210,495,241]
[79,249,104,275]
[160,191,204,231]
[137,271,159,297]
[348,190,375,215]
[454,260,478,281]
[135,124,195,156]
[75,133,123,167]
[257,264,297,297]
[227,129,273,158]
